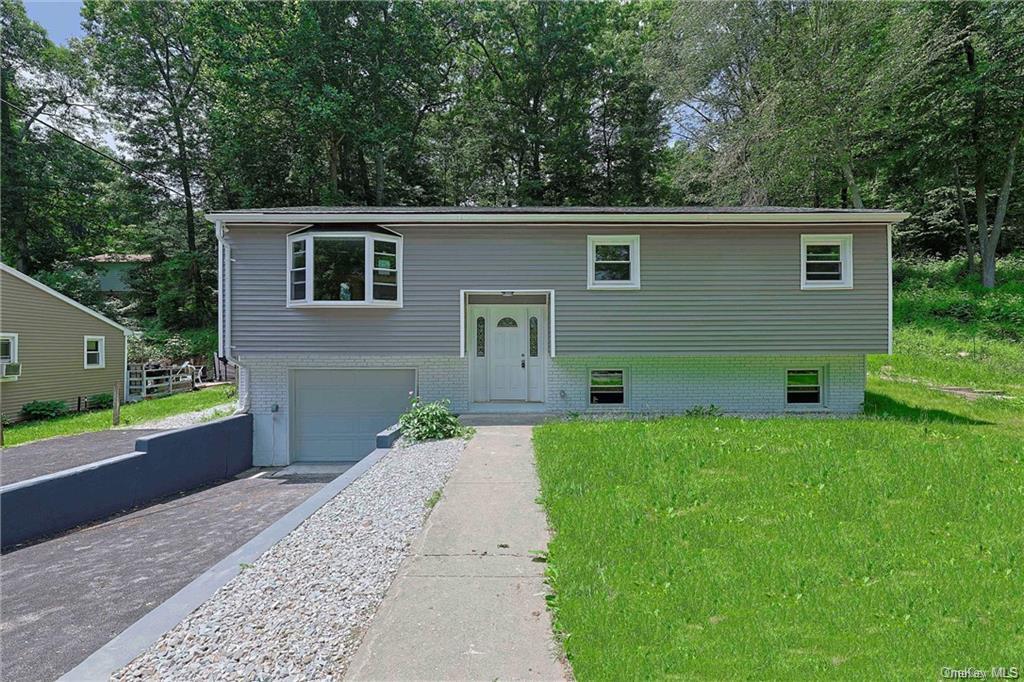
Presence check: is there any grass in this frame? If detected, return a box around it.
[2,385,236,447]
[873,255,1024,393]
[535,380,1022,679]
[533,256,1024,679]
[425,488,443,509]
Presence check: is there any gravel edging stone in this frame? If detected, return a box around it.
[113,437,464,680]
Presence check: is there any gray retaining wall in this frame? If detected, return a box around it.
[1,414,253,549]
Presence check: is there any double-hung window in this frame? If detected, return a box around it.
[786,369,822,406]
[588,235,640,289]
[801,234,853,289]
[84,336,105,369]
[287,230,402,307]
[590,369,626,404]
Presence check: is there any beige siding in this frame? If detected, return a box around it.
[0,270,126,418]
[225,223,889,356]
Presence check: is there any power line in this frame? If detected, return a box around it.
[0,96,189,200]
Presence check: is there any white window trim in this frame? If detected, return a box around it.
[587,235,641,290]
[285,231,403,308]
[84,335,106,369]
[1,332,19,381]
[784,367,825,409]
[589,367,628,407]
[801,234,853,290]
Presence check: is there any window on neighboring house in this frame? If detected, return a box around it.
[1,333,19,381]
[588,235,640,289]
[287,232,402,307]
[0,334,16,363]
[801,234,853,289]
[786,369,821,405]
[590,369,625,404]
[84,336,105,369]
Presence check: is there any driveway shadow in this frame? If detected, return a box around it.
[864,391,991,425]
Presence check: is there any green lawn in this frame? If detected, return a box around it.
[535,350,1023,678]
[2,385,236,448]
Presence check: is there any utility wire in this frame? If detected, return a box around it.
[0,96,189,200]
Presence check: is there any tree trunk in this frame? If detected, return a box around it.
[170,109,202,320]
[357,151,371,202]
[981,130,1021,288]
[328,136,340,199]
[374,147,385,206]
[840,161,864,209]
[1,71,30,273]
[960,21,999,288]
[953,165,976,273]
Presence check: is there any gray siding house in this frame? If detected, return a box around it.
[208,207,907,466]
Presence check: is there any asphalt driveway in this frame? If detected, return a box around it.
[0,429,162,485]
[0,469,337,682]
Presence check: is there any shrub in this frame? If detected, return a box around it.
[399,396,470,443]
[22,400,68,421]
[88,393,114,409]
[684,404,723,417]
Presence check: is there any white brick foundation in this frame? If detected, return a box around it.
[547,354,865,414]
[235,353,865,464]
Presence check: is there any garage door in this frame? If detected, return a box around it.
[291,369,415,463]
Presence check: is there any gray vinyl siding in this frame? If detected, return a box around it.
[225,223,889,356]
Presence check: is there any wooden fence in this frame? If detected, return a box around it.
[127,363,198,401]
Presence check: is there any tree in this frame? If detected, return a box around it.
[82,0,211,322]
[886,0,1024,286]
[197,1,457,208]
[1,0,95,273]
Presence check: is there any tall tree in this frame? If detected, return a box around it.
[197,0,456,209]
[1,0,94,273]
[83,0,211,322]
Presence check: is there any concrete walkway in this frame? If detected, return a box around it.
[346,425,571,681]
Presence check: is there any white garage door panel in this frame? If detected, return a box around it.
[291,369,414,463]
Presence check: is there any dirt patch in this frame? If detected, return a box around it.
[876,366,1011,401]
[935,386,1010,401]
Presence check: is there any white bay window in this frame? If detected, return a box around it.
[287,231,402,307]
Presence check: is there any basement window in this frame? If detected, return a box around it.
[590,369,625,405]
[801,234,853,289]
[786,369,821,406]
[287,232,402,307]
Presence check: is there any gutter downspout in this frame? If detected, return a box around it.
[215,220,250,416]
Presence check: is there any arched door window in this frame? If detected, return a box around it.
[497,317,518,328]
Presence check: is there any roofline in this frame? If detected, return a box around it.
[205,210,910,225]
[1,263,134,334]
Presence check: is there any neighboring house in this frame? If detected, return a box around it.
[0,263,131,420]
[82,253,152,294]
[207,206,908,466]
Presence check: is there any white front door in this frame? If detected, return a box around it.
[488,306,528,401]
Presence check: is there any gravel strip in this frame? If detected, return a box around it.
[121,404,234,430]
[113,438,465,681]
